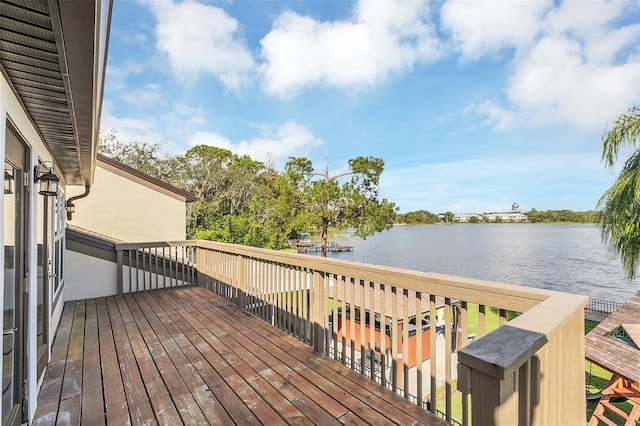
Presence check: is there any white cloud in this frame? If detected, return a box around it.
[543,1,628,38]
[149,0,255,90]
[506,35,640,131]
[451,0,640,132]
[100,102,211,155]
[441,0,552,60]
[467,100,515,129]
[100,102,165,146]
[259,0,441,98]
[105,60,146,92]
[187,121,323,164]
[121,83,165,106]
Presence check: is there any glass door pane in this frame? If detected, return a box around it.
[3,162,20,424]
[36,187,49,376]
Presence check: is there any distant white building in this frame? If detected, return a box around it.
[452,212,529,222]
[454,213,483,222]
[484,213,528,222]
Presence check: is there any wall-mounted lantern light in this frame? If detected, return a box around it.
[4,169,14,194]
[33,162,60,196]
[66,201,75,221]
[65,185,90,221]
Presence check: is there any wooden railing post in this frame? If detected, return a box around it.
[457,294,587,425]
[458,325,545,425]
[236,255,246,309]
[312,270,325,352]
[116,249,124,295]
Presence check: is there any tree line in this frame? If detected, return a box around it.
[99,133,397,255]
[396,208,597,224]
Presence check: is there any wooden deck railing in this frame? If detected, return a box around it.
[115,242,197,294]
[115,240,587,425]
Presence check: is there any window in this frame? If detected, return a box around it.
[52,191,65,294]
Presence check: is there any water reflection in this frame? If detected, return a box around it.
[325,224,637,303]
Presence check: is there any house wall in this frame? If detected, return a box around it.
[65,250,117,301]
[67,161,187,242]
[2,73,63,423]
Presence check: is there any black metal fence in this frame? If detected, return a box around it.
[585,298,623,322]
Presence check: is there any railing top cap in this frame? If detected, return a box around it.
[458,324,547,379]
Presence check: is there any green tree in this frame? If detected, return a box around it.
[443,211,455,223]
[279,157,398,257]
[596,106,640,279]
[98,130,173,179]
[397,209,440,224]
[170,145,264,238]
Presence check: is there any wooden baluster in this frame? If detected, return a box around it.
[460,301,470,425]
[154,247,159,289]
[445,297,452,420]
[402,289,409,399]
[339,275,346,364]
[380,283,387,389]
[302,269,309,343]
[236,255,246,310]
[391,286,399,393]
[332,274,339,361]
[359,279,366,374]
[349,277,356,371]
[312,270,325,353]
[324,273,330,356]
[116,249,123,295]
[429,294,437,413]
[416,291,423,405]
[369,281,376,380]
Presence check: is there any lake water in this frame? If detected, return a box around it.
[323,224,638,303]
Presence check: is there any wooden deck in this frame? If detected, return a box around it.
[33,286,446,425]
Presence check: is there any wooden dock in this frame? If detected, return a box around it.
[295,241,353,253]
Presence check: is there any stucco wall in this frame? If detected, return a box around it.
[67,162,187,242]
[65,250,117,301]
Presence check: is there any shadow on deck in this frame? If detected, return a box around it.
[33,286,446,425]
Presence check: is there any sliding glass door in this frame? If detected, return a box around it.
[36,179,50,377]
[3,159,24,426]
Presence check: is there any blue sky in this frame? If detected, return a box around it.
[103,0,640,214]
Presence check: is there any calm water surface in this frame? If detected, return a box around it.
[324,224,638,303]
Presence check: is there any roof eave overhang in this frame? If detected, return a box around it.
[49,0,112,186]
[0,0,112,186]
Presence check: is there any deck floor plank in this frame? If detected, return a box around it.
[123,294,210,425]
[154,289,336,425]
[134,291,232,424]
[34,286,447,426]
[152,290,289,425]
[95,297,130,425]
[144,290,260,425]
[181,289,371,416]
[182,286,428,425]
[80,299,106,426]
[32,301,75,424]
[114,295,183,425]
[105,297,156,424]
[57,300,85,425]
